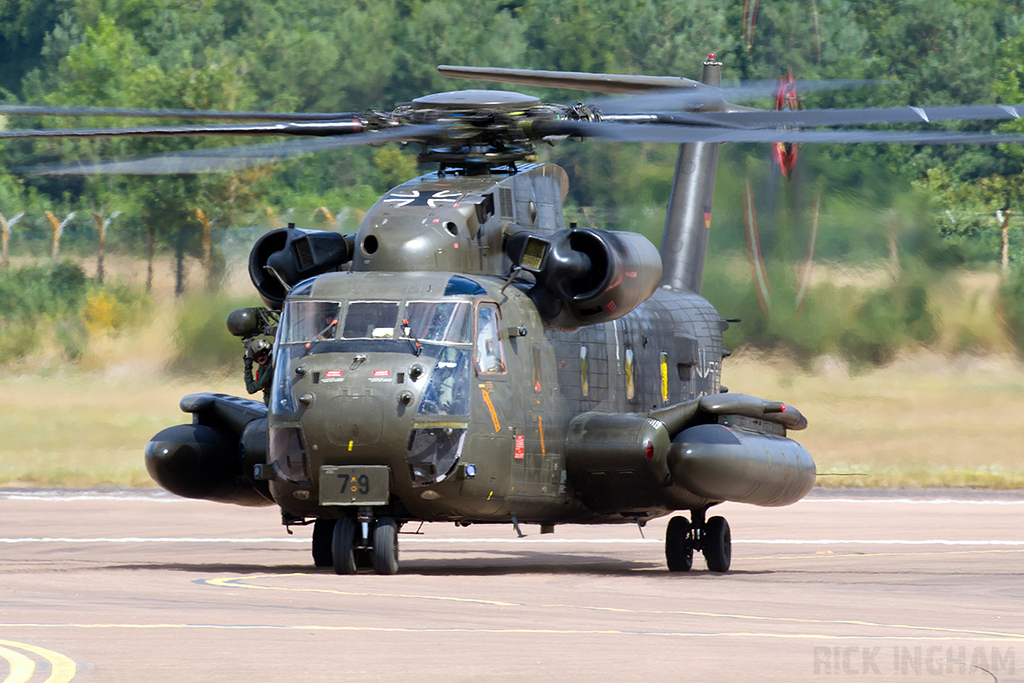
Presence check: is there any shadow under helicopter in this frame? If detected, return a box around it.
[111,553,776,577]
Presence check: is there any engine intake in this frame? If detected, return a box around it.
[249,225,354,309]
[506,228,661,330]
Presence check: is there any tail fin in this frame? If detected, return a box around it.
[659,57,723,294]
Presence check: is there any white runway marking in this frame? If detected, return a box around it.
[0,491,179,502]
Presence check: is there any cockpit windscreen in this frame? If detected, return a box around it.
[403,301,472,343]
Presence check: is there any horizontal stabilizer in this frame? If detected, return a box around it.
[699,393,807,431]
[180,392,268,436]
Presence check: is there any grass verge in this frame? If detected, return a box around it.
[2,350,1023,489]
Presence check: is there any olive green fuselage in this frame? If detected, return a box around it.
[267,268,726,525]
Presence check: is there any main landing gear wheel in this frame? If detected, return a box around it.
[332,517,357,575]
[665,516,693,572]
[312,519,334,568]
[702,515,732,573]
[372,516,400,575]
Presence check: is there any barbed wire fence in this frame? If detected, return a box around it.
[0,206,359,298]
[1,205,1023,299]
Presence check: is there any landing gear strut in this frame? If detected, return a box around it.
[664,509,732,573]
[331,510,401,575]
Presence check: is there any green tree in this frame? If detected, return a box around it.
[16,12,262,294]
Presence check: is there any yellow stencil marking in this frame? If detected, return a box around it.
[538,415,546,456]
[480,388,501,432]
[348,440,353,452]
[659,352,669,402]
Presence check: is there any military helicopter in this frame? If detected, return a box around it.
[5,58,1024,575]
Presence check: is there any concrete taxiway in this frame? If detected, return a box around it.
[2,489,1022,682]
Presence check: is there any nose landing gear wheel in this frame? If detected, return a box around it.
[702,515,731,573]
[332,517,357,575]
[665,516,693,572]
[372,516,399,575]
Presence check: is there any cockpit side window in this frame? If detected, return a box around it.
[280,300,342,345]
[342,301,399,339]
[474,303,506,375]
[404,301,472,343]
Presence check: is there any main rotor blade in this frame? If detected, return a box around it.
[690,103,1024,129]
[0,119,366,140]
[16,124,446,175]
[437,65,706,95]
[548,120,1024,145]
[438,65,883,112]
[592,80,887,114]
[0,104,358,121]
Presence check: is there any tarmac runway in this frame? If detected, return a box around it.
[2,489,1022,682]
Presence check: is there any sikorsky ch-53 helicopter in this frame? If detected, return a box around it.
[5,58,1024,575]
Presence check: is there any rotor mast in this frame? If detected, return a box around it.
[659,56,722,294]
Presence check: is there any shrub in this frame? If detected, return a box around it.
[0,262,151,364]
[82,284,152,336]
[707,254,944,367]
[0,261,89,322]
[172,292,262,374]
[0,320,40,362]
[998,264,1024,355]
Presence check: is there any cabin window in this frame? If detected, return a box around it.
[342,301,399,339]
[418,347,471,416]
[625,348,635,399]
[269,425,309,484]
[474,303,506,374]
[404,301,472,343]
[580,346,589,397]
[279,300,341,345]
[407,426,467,487]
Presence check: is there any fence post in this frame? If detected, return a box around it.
[92,210,121,284]
[146,226,154,294]
[45,211,76,259]
[92,212,105,283]
[265,206,280,230]
[316,206,335,223]
[195,208,214,290]
[2,212,23,270]
[998,209,1011,276]
[45,210,61,258]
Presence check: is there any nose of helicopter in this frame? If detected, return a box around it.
[268,344,472,502]
[286,351,421,457]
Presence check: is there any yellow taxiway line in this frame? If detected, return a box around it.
[0,640,76,683]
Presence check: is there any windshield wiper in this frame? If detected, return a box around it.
[304,318,338,352]
[402,318,423,357]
